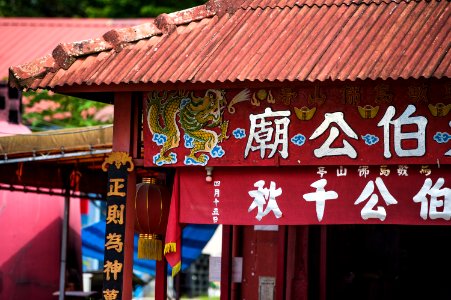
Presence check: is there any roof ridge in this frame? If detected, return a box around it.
[9,0,243,88]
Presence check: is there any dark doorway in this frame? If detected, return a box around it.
[326,225,451,300]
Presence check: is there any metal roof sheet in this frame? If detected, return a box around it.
[9,0,451,91]
[0,18,150,79]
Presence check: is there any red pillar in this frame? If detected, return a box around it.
[113,92,138,300]
[221,225,233,300]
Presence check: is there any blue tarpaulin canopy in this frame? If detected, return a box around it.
[82,221,217,275]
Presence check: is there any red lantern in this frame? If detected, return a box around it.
[134,178,170,260]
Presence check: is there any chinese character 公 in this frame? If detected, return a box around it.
[248,180,283,221]
[309,112,359,158]
[302,179,338,222]
[245,108,291,159]
[377,105,427,158]
[354,177,398,221]
[413,178,451,220]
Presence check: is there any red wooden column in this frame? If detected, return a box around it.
[221,225,233,300]
[276,226,287,300]
[113,92,138,299]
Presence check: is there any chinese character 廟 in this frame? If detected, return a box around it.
[245,108,291,159]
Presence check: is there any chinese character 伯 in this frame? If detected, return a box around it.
[245,108,291,159]
[377,105,427,158]
[413,178,451,220]
[248,180,283,221]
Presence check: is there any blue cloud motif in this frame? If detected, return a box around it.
[152,133,167,146]
[233,128,246,139]
[291,134,306,146]
[434,132,451,144]
[180,97,191,109]
[184,155,210,166]
[184,134,194,148]
[362,134,379,146]
[211,145,225,158]
[153,153,177,166]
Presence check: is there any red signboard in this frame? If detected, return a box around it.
[144,80,451,167]
[179,165,450,225]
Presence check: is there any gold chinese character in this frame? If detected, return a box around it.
[108,178,126,197]
[408,84,428,103]
[374,84,393,104]
[106,204,125,225]
[281,88,297,105]
[343,86,360,106]
[104,260,123,281]
[308,85,326,106]
[420,165,431,176]
[105,233,123,253]
[103,289,119,300]
[380,165,390,176]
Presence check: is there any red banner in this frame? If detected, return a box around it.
[144,80,451,167]
[179,165,450,225]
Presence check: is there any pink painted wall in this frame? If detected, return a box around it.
[0,191,81,299]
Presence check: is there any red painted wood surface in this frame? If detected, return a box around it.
[178,166,450,225]
[144,81,451,167]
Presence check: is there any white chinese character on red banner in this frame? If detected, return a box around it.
[337,166,347,177]
[317,167,327,178]
[354,177,398,221]
[245,108,291,159]
[248,180,283,221]
[413,178,451,220]
[377,105,427,158]
[303,179,338,222]
[397,165,408,176]
[309,112,358,158]
[358,166,370,178]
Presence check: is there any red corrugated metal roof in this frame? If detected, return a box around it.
[9,0,451,90]
[0,18,150,79]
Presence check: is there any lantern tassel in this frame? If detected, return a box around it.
[138,234,163,260]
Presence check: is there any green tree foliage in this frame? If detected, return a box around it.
[22,90,113,131]
[0,0,206,17]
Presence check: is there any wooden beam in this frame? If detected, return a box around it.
[113,92,138,300]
